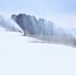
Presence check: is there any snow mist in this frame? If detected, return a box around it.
[0,15,24,33]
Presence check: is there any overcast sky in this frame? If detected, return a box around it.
[0,0,76,28]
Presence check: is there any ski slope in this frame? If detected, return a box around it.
[0,30,76,74]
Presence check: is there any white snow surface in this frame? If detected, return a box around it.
[0,31,76,74]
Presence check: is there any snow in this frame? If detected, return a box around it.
[0,26,6,31]
[0,16,23,32]
[0,31,76,74]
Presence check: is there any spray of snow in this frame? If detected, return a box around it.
[0,15,24,33]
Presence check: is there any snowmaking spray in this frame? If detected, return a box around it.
[0,15,24,33]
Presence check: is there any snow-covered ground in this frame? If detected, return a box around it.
[0,30,76,74]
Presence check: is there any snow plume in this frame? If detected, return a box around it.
[0,15,24,33]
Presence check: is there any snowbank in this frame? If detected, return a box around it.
[0,31,76,74]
